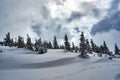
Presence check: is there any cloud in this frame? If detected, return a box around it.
[66,11,83,23]
[91,11,120,35]
[91,0,120,35]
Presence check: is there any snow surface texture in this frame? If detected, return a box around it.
[0,46,120,80]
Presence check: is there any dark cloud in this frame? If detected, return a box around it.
[74,27,80,33]
[91,0,120,35]
[91,11,120,35]
[66,11,83,23]
[107,0,120,15]
[92,8,101,18]
[40,4,50,19]
[31,23,42,35]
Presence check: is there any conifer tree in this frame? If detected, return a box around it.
[34,38,43,50]
[115,43,120,55]
[26,34,33,50]
[79,32,88,58]
[103,41,110,55]
[53,36,59,49]
[38,38,42,47]
[4,32,12,46]
[34,39,38,51]
[72,42,75,50]
[17,36,25,48]
[100,45,104,53]
[14,38,18,47]
[48,41,53,49]
[75,46,79,53]
[64,34,70,51]
[11,38,14,46]
[91,39,95,52]
[86,39,92,53]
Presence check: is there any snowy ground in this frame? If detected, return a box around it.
[0,46,120,80]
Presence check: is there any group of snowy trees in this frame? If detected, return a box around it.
[0,32,62,50]
[0,32,120,56]
[79,32,120,58]
[2,32,34,50]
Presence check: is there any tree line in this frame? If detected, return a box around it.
[0,32,120,58]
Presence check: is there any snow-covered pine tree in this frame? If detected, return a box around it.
[34,38,43,51]
[53,36,59,49]
[34,39,38,51]
[115,43,120,55]
[86,39,92,53]
[90,39,95,52]
[17,36,25,48]
[79,32,88,58]
[64,33,70,51]
[103,41,110,55]
[38,38,42,47]
[11,38,14,46]
[100,45,104,53]
[75,46,79,53]
[4,32,12,47]
[48,41,53,49]
[72,42,75,50]
[26,34,33,50]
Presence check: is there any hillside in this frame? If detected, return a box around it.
[0,46,120,80]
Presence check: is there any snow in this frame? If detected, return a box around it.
[0,46,120,80]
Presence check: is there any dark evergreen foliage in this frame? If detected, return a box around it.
[4,32,12,47]
[72,42,75,50]
[115,43,120,55]
[103,41,110,55]
[26,34,33,50]
[86,39,92,53]
[17,36,25,48]
[53,36,59,49]
[79,32,88,58]
[90,39,95,52]
[64,34,70,51]
[48,41,53,49]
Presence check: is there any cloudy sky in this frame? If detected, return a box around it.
[0,0,120,51]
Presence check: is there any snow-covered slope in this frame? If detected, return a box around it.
[0,46,120,80]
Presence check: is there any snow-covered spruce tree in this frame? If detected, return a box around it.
[100,45,104,53]
[14,38,18,47]
[11,38,14,46]
[34,39,38,51]
[90,39,95,52]
[34,38,42,51]
[86,39,92,53]
[64,33,70,51]
[17,36,25,48]
[53,36,59,49]
[103,41,110,55]
[72,42,75,51]
[115,43,120,55]
[4,32,12,47]
[48,41,53,49]
[75,46,79,53]
[79,32,88,58]
[26,34,33,50]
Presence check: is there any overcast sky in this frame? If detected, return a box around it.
[0,0,120,51]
